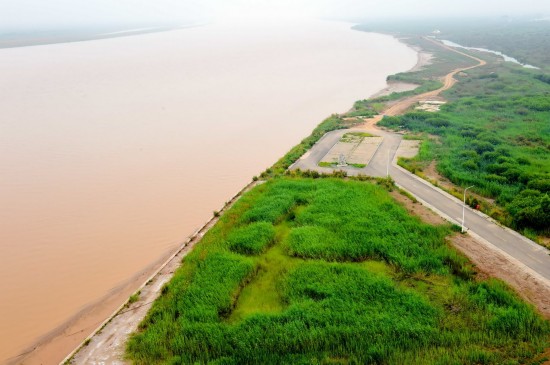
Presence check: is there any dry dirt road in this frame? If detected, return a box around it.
[361,37,486,127]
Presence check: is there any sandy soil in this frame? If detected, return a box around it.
[407,46,434,72]
[424,160,458,190]
[369,82,419,98]
[368,46,433,99]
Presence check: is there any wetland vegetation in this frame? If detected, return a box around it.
[127,179,549,364]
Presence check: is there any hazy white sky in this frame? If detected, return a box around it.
[1,0,550,30]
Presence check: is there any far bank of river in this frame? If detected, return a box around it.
[0,20,418,364]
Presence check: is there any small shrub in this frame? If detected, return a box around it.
[227,222,276,255]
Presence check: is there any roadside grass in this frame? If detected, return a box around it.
[318,161,366,168]
[318,161,334,168]
[127,178,549,364]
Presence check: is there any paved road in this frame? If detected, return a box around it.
[290,127,550,282]
[390,161,550,281]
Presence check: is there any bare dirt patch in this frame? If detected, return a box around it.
[390,190,446,226]
[407,48,434,72]
[537,347,550,365]
[390,188,550,320]
[452,233,550,319]
[369,81,419,98]
[415,100,447,112]
[423,160,453,189]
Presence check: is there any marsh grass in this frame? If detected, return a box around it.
[227,222,275,255]
[127,178,549,364]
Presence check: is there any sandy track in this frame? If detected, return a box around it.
[360,37,486,129]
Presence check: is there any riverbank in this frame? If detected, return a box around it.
[369,43,433,98]
[65,180,260,364]
[52,32,429,365]
[1,22,419,364]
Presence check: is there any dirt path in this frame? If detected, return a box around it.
[360,38,486,129]
[391,190,550,320]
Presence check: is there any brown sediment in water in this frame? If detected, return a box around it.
[6,254,168,365]
[0,21,418,364]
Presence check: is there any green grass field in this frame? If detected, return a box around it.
[126,178,549,364]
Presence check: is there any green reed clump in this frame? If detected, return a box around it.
[227,222,276,255]
[240,194,296,224]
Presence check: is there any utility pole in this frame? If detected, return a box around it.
[462,185,475,233]
[387,148,390,178]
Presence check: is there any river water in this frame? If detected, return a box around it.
[440,39,539,69]
[0,20,416,362]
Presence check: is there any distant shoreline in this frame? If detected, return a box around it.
[0,23,203,50]
[368,40,433,99]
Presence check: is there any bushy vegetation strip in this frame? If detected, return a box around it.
[127,178,549,364]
